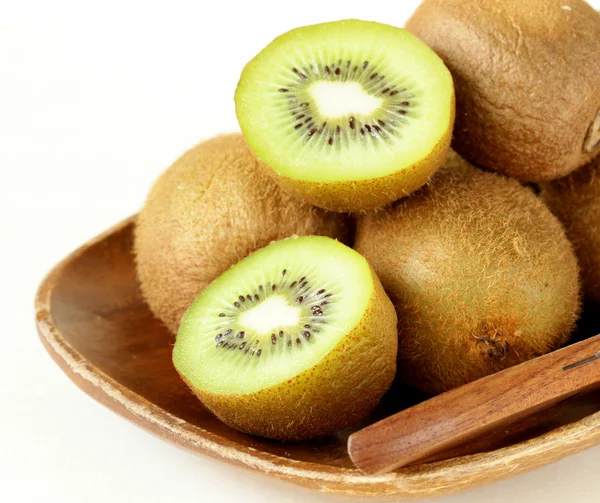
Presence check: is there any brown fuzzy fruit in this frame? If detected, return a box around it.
[355,153,580,395]
[540,155,600,305]
[406,0,600,181]
[135,134,350,334]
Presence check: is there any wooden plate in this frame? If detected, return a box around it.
[35,217,600,500]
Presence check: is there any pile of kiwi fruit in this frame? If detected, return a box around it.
[135,1,600,441]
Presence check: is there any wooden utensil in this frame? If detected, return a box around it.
[348,334,600,474]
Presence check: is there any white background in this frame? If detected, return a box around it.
[2,0,600,501]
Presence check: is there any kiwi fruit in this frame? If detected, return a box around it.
[173,235,398,441]
[135,134,350,334]
[235,19,455,212]
[406,0,600,181]
[540,155,600,305]
[355,152,580,395]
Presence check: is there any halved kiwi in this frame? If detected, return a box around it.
[173,235,397,440]
[235,20,455,212]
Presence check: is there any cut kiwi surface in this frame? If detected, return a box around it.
[235,20,455,212]
[173,235,397,440]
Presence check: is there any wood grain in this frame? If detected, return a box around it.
[35,217,600,499]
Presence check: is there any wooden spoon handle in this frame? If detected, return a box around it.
[348,334,600,474]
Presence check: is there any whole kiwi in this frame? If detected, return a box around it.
[135,134,350,334]
[406,0,600,181]
[540,155,600,305]
[355,153,580,395]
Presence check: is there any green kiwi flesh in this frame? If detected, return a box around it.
[406,0,600,181]
[540,155,600,306]
[173,235,398,441]
[235,19,455,212]
[134,134,350,334]
[355,153,581,395]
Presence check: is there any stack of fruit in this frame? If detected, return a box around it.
[134,0,600,441]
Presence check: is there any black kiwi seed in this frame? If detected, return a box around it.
[215,334,223,342]
[219,313,226,317]
[304,324,311,328]
[271,334,277,344]
[224,329,232,336]
[295,296,303,304]
[272,285,277,291]
[239,295,245,302]
[317,289,325,295]
[239,342,246,350]
[279,330,284,337]
[296,337,302,344]
[234,301,240,308]
[237,331,246,339]
[282,269,287,276]
[246,294,252,301]
[290,281,297,288]
[303,331,311,340]
[254,294,259,301]
[257,349,262,357]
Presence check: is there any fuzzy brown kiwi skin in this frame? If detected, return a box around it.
[176,267,397,441]
[260,94,455,213]
[355,152,581,395]
[540,155,600,306]
[406,0,600,182]
[134,134,351,334]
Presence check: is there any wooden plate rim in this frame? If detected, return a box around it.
[34,216,600,499]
